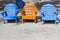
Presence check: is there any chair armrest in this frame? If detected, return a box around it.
[21,10,25,16]
[54,12,58,15]
[2,11,7,16]
[41,12,45,17]
[35,11,37,15]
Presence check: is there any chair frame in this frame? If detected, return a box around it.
[21,3,37,23]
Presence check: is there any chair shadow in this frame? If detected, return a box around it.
[7,16,22,23]
[41,18,60,24]
[18,16,41,23]
[57,18,60,24]
[0,16,59,24]
[7,16,41,23]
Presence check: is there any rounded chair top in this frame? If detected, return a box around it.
[25,3,35,7]
[23,3,37,15]
[4,3,18,11]
[24,3,37,9]
[42,4,55,7]
[41,4,56,11]
[5,3,18,7]
[41,4,57,14]
[24,3,37,11]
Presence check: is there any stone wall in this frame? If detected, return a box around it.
[3,0,15,2]
[1,0,60,3]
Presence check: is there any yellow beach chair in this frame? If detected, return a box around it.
[21,3,38,23]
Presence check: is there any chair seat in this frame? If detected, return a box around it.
[3,16,16,20]
[42,16,57,20]
[22,16,36,19]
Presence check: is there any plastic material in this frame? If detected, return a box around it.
[21,3,38,23]
[41,4,58,24]
[15,0,25,8]
[2,3,19,24]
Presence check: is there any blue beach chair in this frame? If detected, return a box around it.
[2,3,19,24]
[41,4,58,24]
[15,0,25,9]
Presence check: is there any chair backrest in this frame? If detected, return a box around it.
[4,3,18,16]
[15,0,25,8]
[23,3,37,16]
[41,4,57,15]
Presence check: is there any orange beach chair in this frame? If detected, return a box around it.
[21,3,38,23]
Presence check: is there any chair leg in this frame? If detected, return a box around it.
[34,19,36,24]
[22,19,24,24]
[42,20,44,24]
[3,20,5,24]
[55,20,57,25]
[15,19,18,23]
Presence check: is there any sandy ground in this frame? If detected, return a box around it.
[0,3,60,40]
[0,11,60,40]
[0,22,60,40]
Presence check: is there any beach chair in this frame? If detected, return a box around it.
[41,4,58,24]
[15,0,25,9]
[21,3,38,23]
[2,3,19,24]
